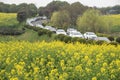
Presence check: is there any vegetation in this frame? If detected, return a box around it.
[0,2,37,17]
[77,9,109,33]
[0,41,120,80]
[108,36,114,41]
[38,1,88,25]
[102,14,120,32]
[51,10,71,29]
[0,13,18,28]
[116,37,120,43]
[100,5,120,14]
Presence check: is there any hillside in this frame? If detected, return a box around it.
[103,14,120,32]
[0,13,18,28]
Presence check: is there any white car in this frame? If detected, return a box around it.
[95,37,111,43]
[69,31,84,38]
[56,29,67,35]
[84,32,97,39]
[36,24,44,28]
[67,28,77,34]
[44,26,56,32]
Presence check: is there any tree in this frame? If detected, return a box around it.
[51,10,71,29]
[28,4,37,17]
[9,4,17,13]
[77,9,109,33]
[69,2,88,25]
[17,9,27,23]
[38,1,70,18]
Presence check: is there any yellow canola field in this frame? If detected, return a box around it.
[103,14,120,26]
[0,13,18,27]
[0,41,120,80]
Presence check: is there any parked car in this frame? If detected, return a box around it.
[56,29,67,35]
[36,24,44,28]
[95,37,111,43]
[44,26,56,32]
[69,31,84,38]
[67,28,77,34]
[84,32,97,39]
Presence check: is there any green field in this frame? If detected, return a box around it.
[0,13,19,28]
[103,14,120,32]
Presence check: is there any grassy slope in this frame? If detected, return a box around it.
[0,13,55,42]
[0,29,55,42]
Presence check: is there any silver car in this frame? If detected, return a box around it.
[56,29,67,35]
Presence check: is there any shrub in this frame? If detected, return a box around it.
[0,27,25,35]
[116,37,120,43]
[95,40,106,45]
[46,30,52,37]
[63,36,72,43]
[97,33,109,37]
[71,37,80,43]
[38,29,53,37]
[55,34,66,41]
[108,36,114,41]
[86,39,95,44]
[78,38,86,44]
[108,42,118,46]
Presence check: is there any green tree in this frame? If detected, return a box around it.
[17,9,27,23]
[9,4,17,13]
[70,2,88,25]
[28,3,37,17]
[38,1,70,18]
[51,10,71,29]
[77,9,109,33]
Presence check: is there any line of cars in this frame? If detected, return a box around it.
[56,28,97,39]
[45,27,98,40]
[26,18,110,42]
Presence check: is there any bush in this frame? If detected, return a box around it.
[71,37,80,43]
[46,30,52,37]
[116,37,120,43]
[108,42,118,46]
[0,27,25,35]
[63,36,72,43]
[78,38,86,44]
[108,36,114,41]
[55,34,66,41]
[86,39,95,44]
[95,40,106,45]
[38,29,53,37]
[97,33,109,37]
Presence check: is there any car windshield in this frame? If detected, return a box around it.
[73,32,81,35]
[45,26,52,29]
[88,33,95,35]
[57,29,65,32]
[68,28,76,31]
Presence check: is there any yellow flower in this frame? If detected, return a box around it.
[45,76,49,80]
[60,60,65,67]
[101,67,106,73]
[84,56,89,60]
[92,77,97,80]
[11,69,15,75]
[75,65,83,72]
[103,62,108,67]
[10,77,18,80]
[34,67,39,74]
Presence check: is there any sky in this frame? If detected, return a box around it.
[0,0,120,8]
